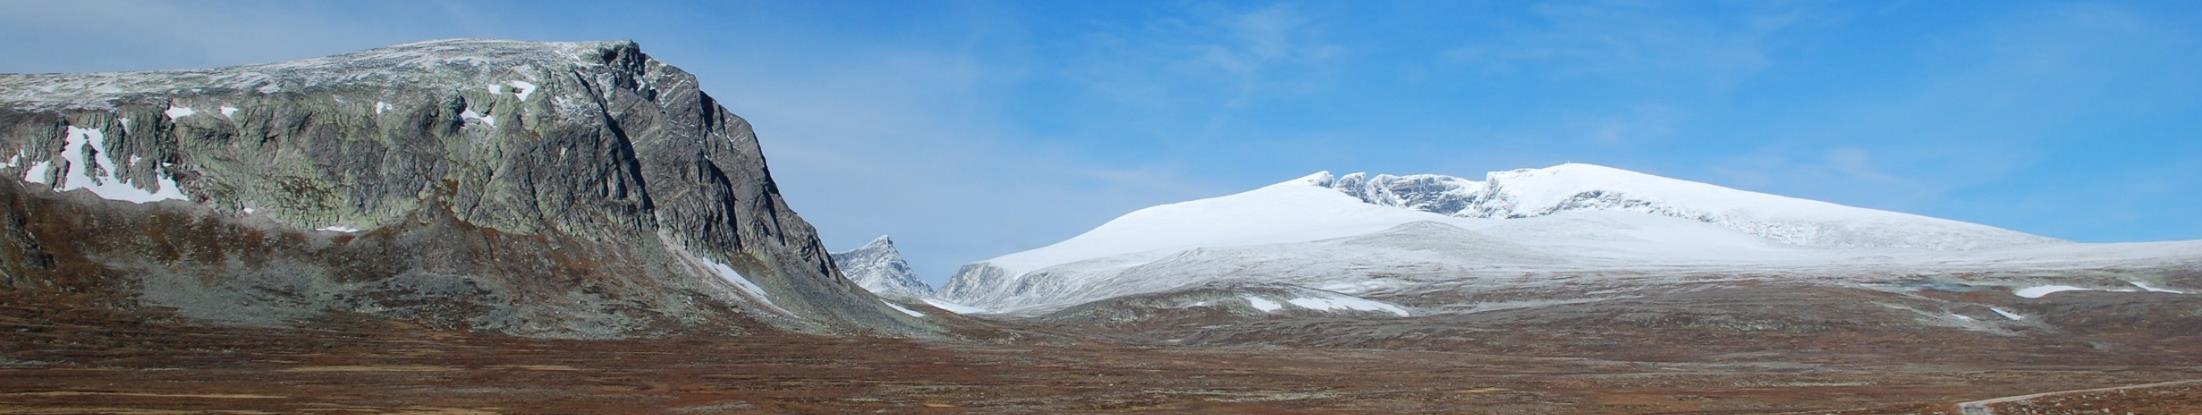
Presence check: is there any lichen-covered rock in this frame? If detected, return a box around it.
[0,39,938,338]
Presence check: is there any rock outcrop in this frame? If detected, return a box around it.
[0,39,937,338]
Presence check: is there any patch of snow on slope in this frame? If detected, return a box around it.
[2014,285,2090,298]
[375,101,392,115]
[0,151,19,169]
[45,126,189,203]
[22,160,51,183]
[219,106,238,118]
[2132,281,2185,294]
[1286,294,1411,316]
[1244,296,1283,312]
[921,298,987,314]
[690,256,774,309]
[1991,308,2025,320]
[163,105,196,119]
[461,109,495,127]
[318,226,361,233]
[507,80,538,100]
[882,301,925,317]
[659,234,788,315]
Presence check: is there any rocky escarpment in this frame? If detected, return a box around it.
[829,236,933,298]
[0,39,936,338]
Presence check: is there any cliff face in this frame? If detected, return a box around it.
[0,39,936,338]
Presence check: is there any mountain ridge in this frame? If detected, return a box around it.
[0,38,937,338]
[1315,163,2060,250]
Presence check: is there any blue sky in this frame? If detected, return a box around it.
[4,1,2199,284]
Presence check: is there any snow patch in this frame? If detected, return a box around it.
[374,101,392,115]
[219,106,238,118]
[2132,281,2185,294]
[163,105,196,119]
[506,80,538,100]
[2014,285,2090,299]
[1991,308,2025,320]
[461,109,495,127]
[920,298,987,314]
[1244,296,1283,312]
[882,300,925,317]
[660,234,788,315]
[1285,295,1411,317]
[699,258,773,308]
[22,161,52,183]
[0,151,19,169]
[34,126,189,203]
[317,226,360,233]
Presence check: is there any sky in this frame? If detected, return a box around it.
[3,1,2199,285]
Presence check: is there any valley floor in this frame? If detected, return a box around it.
[4,309,2200,414]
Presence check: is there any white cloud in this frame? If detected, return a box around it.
[1074,3,1344,109]
[1824,147,1898,183]
[0,1,477,73]
[1439,1,1813,87]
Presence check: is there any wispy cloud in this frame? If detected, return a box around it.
[0,1,477,73]
[1072,3,1343,108]
[1439,1,1811,87]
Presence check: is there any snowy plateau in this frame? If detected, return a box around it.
[936,163,2202,315]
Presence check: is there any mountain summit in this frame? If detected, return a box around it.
[1314,163,2058,250]
[831,236,933,297]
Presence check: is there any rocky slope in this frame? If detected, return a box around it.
[830,235,933,298]
[0,39,937,338]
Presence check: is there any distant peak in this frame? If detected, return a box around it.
[864,235,896,248]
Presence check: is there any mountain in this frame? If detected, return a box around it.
[0,39,937,338]
[1320,163,2059,250]
[830,235,933,297]
[937,164,2193,314]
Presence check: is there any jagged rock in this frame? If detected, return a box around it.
[830,235,933,298]
[0,39,937,338]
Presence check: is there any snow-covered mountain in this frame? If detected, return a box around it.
[831,236,933,297]
[1321,163,2058,250]
[934,163,2172,314]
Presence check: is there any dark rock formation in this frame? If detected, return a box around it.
[0,39,937,338]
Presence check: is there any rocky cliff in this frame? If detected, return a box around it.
[0,39,937,338]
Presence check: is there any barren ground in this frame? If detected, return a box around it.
[4,305,2199,414]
